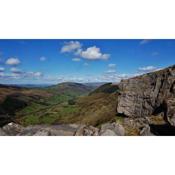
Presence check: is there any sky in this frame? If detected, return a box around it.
[0,39,174,84]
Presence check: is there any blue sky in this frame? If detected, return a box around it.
[0,39,174,84]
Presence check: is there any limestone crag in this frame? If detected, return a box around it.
[117,65,175,125]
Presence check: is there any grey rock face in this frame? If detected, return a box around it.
[0,123,78,136]
[140,125,154,136]
[100,123,125,136]
[0,128,7,136]
[166,98,175,126]
[2,122,24,135]
[75,125,99,136]
[100,129,117,136]
[74,123,125,136]
[117,65,175,123]
[19,124,77,136]
[33,129,50,136]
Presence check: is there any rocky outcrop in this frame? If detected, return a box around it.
[2,122,24,135]
[75,125,99,136]
[0,122,126,136]
[0,123,79,136]
[117,65,175,125]
[99,123,125,136]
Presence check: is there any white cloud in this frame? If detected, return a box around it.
[10,67,22,74]
[26,71,43,78]
[0,67,5,72]
[138,66,158,73]
[40,56,47,61]
[34,72,43,77]
[99,73,128,83]
[0,70,44,81]
[106,69,116,73]
[61,42,110,61]
[140,39,152,45]
[72,58,81,62]
[81,46,110,60]
[61,41,82,53]
[6,58,21,65]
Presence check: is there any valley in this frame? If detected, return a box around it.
[0,65,174,136]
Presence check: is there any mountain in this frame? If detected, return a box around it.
[0,82,95,126]
[0,85,52,126]
[89,83,119,95]
[83,82,107,88]
[46,82,94,96]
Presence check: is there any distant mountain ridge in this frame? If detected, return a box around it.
[46,82,95,95]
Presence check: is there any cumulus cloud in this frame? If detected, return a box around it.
[6,58,21,65]
[40,56,47,61]
[140,39,152,45]
[0,67,5,72]
[138,66,158,73]
[80,46,110,60]
[72,58,81,62]
[61,41,82,53]
[61,41,110,61]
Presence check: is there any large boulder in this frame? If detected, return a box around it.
[19,124,77,136]
[74,125,99,136]
[2,122,25,135]
[0,128,7,136]
[117,65,175,123]
[99,123,125,136]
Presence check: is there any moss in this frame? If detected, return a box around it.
[115,116,125,124]
[21,114,40,126]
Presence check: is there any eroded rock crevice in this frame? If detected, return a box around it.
[117,65,175,119]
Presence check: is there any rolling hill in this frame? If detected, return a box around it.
[0,82,96,126]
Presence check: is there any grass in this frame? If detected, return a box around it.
[21,114,40,126]
[14,84,120,127]
[18,103,81,126]
[17,92,118,126]
[16,91,81,125]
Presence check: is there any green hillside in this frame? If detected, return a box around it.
[0,82,119,127]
